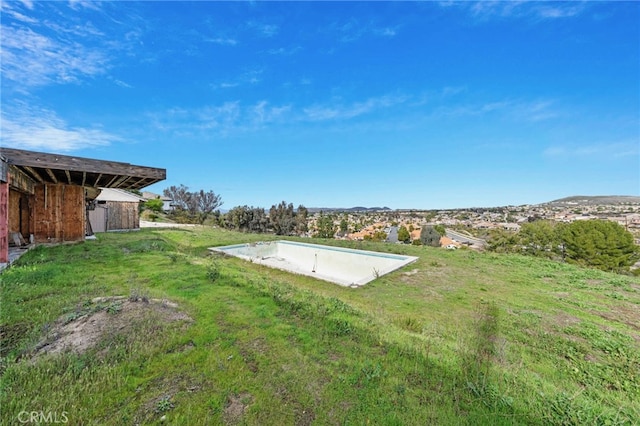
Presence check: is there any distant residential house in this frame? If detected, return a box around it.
[88,188,146,233]
[142,191,174,212]
[626,214,640,228]
[476,221,494,229]
[499,223,521,231]
[439,236,461,249]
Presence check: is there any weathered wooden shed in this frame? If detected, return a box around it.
[88,188,146,233]
[0,148,166,264]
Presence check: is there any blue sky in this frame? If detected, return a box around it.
[1,1,638,210]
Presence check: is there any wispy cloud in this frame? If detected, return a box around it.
[441,0,588,22]
[205,37,238,46]
[434,98,559,122]
[251,101,291,125]
[246,21,279,37]
[68,0,103,12]
[1,1,145,92]
[434,100,511,118]
[112,78,133,89]
[147,92,407,138]
[0,1,37,23]
[327,18,400,44]
[1,26,110,88]
[1,103,120,151]
[267,45,302,56]
[303,94,407,121]
[543,141,639,159]
[210,69,263,90]
[511,100,560,122]
[147,100,292,137]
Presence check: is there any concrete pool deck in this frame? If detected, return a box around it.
[209,240,418,287]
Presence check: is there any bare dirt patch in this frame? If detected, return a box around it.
[592,303,640,338]
[553,311,582,327]
[223,392,253,425]
[31,297,191,359]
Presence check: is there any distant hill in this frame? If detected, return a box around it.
[306,206,392,214]
[545,195,640,206]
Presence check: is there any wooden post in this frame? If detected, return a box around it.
[0,179,8,263]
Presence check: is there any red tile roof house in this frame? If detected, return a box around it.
[439,236,462,249]
[0,148,165,268]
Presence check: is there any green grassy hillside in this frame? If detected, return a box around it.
[1,227,638,425]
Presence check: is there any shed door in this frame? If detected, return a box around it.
[88,205,108,233]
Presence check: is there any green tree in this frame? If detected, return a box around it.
[398,225,411,243]
[295,205,309,234]
[337,218,349,237]
[487,228,519,253]
[314,214,336,239]
[163,185,222,224]
[225,206,269,233]
[559,220,639,272]
[420,226,440,247]
[364,230,387,242]
[194,189,223,224]
[270,201,295,235]
[519,220,559,258]
[144,198,164,213]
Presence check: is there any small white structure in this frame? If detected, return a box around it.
[210,240,418,287]
[142,191,174,212]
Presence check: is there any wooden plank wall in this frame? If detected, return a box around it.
[8,190,22,235]
[0,181,7,263]
[106,201,139,230]
[34,184,85,243]
[8,165,35,195]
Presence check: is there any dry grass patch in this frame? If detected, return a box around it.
[29,297,191,359]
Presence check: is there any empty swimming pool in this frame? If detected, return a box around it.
[209,240,418,287]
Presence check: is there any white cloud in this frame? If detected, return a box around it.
[1,1,145,92]
[1,103,120,151]
[113,79,133,88]
[375,26,398,37]
[518,100,559,122]
[433,98,559,122]
[1,22,109,89]
[251,101,291,125]
[434,100,511,118]
[534,4,585,19]
[303,95,407,121]
[543,141,639,159]
[68,0,102,12]
[267,46,302,56]
[0,1,38,24]
[205,37,238,46]
[246,21,279,37]
[326,18,400,44]
[443,0,588,21]
[211,69,263,90]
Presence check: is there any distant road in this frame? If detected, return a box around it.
[140,221,198,228]
[446,229,487,246]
